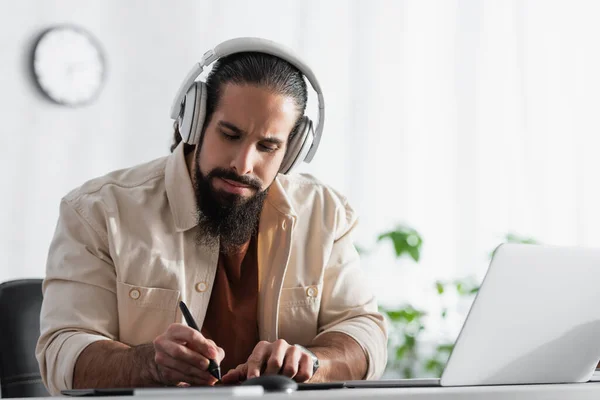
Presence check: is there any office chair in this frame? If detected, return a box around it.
[0,279,49,398]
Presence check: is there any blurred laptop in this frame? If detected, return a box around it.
[344,243,600,388]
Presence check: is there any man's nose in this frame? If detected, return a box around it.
[230,145,255,176]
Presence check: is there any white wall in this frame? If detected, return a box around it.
[2,0,600,326]
[0,0,343,282]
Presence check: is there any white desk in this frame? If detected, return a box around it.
[46,382,600,400]
[285,383,600,399]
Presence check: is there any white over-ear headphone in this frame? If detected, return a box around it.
[170,37,325,175]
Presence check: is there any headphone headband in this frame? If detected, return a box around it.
[170,37,324,162]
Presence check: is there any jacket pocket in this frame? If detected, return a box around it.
[278,284,322,346]
[116,281,180,346]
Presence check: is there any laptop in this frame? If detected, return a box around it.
[343,243,600,388]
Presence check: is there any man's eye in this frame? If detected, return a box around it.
[221,131,238,140]
[258,143,277,153]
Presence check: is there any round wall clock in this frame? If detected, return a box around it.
[31,25,106,107]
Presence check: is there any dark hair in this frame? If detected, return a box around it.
[170,52,308,152]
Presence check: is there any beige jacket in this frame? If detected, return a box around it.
[36,143,387,395]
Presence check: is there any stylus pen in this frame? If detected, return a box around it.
[178,301,222,381]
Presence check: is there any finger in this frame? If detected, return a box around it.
[165,324,221,361]
[221,364,247,384]
[154,335,211,372]
[264,339,289,375]
[158,365,216,386]
[155,350,217,384]
[216,347,225,364]
[246,341,271,379]
[294,352,313,383]
[220,370,240,385]
[205,338,226,364]
[281,346,302,379]
[164,323,194,344]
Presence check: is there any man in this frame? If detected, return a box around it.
[36,38,387,395]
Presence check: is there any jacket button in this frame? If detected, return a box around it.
[129,288,141,300]
[306,286,318,298]
[281,220,287,230]
[195,282,208,292]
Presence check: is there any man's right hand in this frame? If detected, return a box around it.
[152,323,225,386]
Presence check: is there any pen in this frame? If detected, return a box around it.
[178,301,222,381]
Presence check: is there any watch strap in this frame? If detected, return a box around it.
[294,344,320,375]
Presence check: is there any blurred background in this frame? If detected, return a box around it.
[2,0,600,378]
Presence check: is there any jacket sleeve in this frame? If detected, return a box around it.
[35,197,118,395]
[314,196,388,379]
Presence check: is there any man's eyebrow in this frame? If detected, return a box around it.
[218,120,285,146]
[218,121,246,135]
[261,137,284,146]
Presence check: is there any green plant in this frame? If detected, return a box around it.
[383,304,426,378]
[377,225,423,262]
[364,227,540,378]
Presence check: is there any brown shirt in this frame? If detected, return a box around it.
[201,235,259,373]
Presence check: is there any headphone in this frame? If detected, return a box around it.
[170,37,325,174]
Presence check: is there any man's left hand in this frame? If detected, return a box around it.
[221,339,315,384]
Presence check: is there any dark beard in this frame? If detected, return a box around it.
[193,165,268,254]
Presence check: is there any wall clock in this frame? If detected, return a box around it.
[31,25,106,107]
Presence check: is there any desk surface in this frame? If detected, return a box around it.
[47,382,600,400]
[286,383,600,399]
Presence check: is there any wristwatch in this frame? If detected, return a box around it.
[294,344,320,375]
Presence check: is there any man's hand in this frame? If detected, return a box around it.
[221,339,314,384]
[72,324,225,390]
[220,333,367,385]
[152,323,225,386]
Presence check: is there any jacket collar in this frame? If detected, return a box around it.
[165,143,199,232]
[263,175,298,220]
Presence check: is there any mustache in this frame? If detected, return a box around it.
[207,168,263,190]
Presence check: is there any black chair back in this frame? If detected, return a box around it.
[0,279,49,398]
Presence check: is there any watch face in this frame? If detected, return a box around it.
[31,25,106,106]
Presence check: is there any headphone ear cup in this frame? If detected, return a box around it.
[279,116,314,174]
[178,82,207,145]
